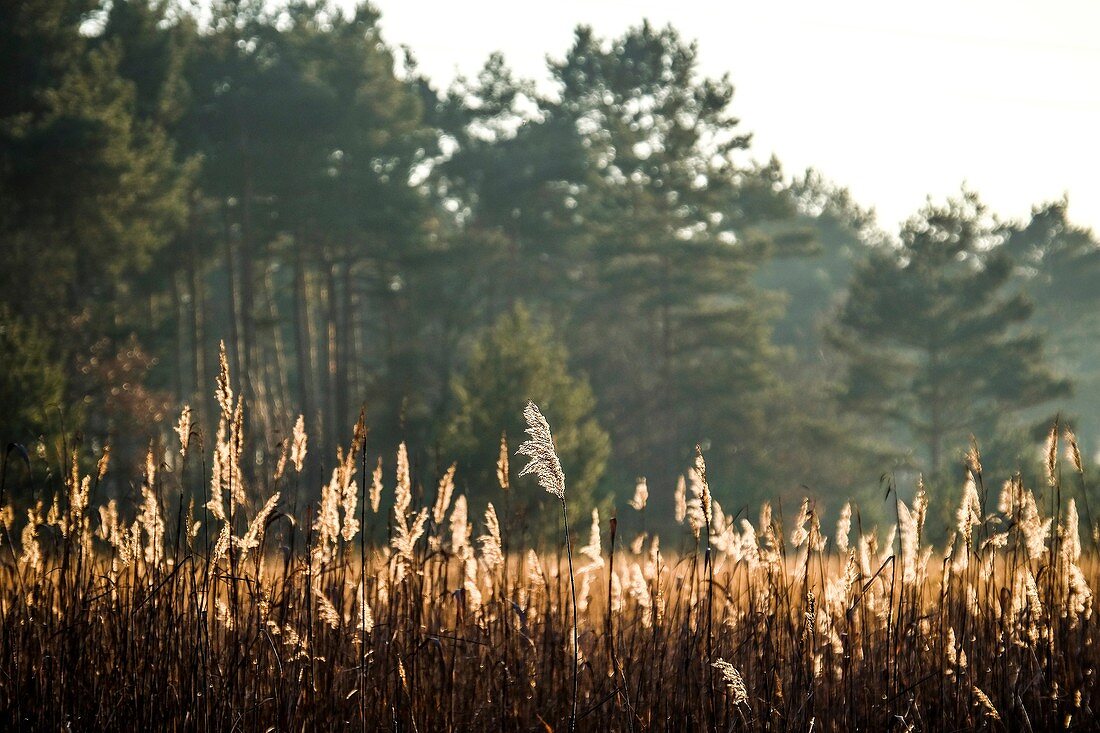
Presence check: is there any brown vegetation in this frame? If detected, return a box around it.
[0,354,1096,731]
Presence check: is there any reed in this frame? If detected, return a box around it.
[0,371,1096,731]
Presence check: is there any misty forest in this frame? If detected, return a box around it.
[2,1,1099,730]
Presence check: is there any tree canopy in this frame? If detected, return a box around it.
[829,192,1071,476]
[0,2,1093,528]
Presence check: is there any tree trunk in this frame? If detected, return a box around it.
[263,263,290,426]
[293,243,316,433]
[188,237,209,422]
[239,163,256,406]
[331,258,349,440]
[322,255,338,458]
[222,204,243,388]
[928,345,944,475]
[171,270,185,406]
[341,256,356,418]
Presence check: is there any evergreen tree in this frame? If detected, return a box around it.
[0,0,186,324]
[1003,199,1100,304]
[421,53,590,444]
[755,169,880,358]
[443,304,609,519]
[0,307,66,445]
[178,1,436,459]
[430,53,588,320]
[1002,200,1100,455]
[829,192,1071,475]
[0,0,188,470]
[305,5,437,449]
[551,23,789,493]
[95,0,202,405]
[741,169,896,506]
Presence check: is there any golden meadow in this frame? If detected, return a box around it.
[0,347,1095,731]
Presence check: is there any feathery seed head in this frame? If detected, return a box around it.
[516,402,566,501]
[478,502,504,569]
[674,475,687,524]
[712,659,748,705]
[966,436,982,476]
[290,415,307,473]
[433,463,457,525]
[370,457,383,513]
[1045,423,1059,488]
[496,432,510,491]
[835,502,852,553]
[175,406,192,458]
[629,477,648,512]
[1065,427,1083,474]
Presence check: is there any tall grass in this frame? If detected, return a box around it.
[0,358,1097,730]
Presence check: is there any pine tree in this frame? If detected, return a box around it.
[0,307,66,445]
[178,2,436,458]
[754,168,880,357]
[430,53,588,319]
[95,0,202,407]
[0,0,187,323]
[304,5,437,449]
[0,0,188,465]
[442,304,610,518]
[829,192,1071,474]
[550,23,788,491]
[419,52,593,447]
[1002,200,1100,455]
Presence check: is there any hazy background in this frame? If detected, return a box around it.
[371,0,1100,232]
[3,0,1098,531]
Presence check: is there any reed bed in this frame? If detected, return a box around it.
[0,353,1096,731]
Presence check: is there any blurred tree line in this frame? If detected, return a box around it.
[1,0,1096,527]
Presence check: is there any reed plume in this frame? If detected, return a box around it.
[517,401,578,733]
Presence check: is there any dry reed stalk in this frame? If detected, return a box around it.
[1,360,1097,733]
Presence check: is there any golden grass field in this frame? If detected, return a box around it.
[0,351,1096,731]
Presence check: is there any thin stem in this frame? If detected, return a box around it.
[360,430,368,733]
[561,497,578,733]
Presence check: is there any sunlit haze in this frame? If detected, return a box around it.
[370,0,1100,232]
[5,1,1100,726]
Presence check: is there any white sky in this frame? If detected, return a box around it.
[368,0,1100,233]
